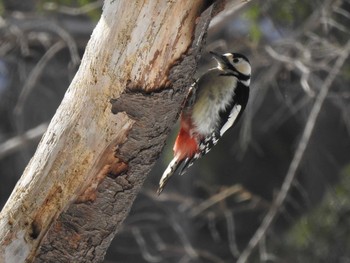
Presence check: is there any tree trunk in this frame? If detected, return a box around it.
[0,1,235,262]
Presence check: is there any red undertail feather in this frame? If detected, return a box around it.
[157,120,198,194]
[173,127,198,161]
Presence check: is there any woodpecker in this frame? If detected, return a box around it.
[157,51,251,194]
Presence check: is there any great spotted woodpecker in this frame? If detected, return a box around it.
[158,51,251,194]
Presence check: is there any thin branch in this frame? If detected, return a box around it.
[332,6,350,20]
[292,179,312,208]
[189,184,269,218]
[224,210,240,258]
[324,18,350,34]
[0,122,48,159]
[19,21,81,66]
[43,0,103,15]
[150,232,166,251]
[14,41,66,119]
[265,46,314,97]
[259,235,277,262]
[4,19,80,66]
[181,247,226,263]
[261,95,311,133]
[189,185,244,218]
[6,23,30,56]
[179,255,191,263]
[207,212,221,242]
[171,218,199,259]
[237,40,350,263]
[132,227,162,263]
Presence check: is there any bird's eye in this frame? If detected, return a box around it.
[232,58,239,63]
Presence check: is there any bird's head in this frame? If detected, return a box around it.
[210,51,251,82]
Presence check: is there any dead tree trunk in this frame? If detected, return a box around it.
[0,1,241,262]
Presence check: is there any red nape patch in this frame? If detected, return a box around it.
[173,128,198,160]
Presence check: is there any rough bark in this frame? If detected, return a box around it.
[0,0,239,262]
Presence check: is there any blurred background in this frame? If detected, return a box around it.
[0,0,350,262]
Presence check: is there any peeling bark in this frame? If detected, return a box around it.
[0,0,238,262]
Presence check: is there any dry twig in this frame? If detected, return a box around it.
[0,122,48,159]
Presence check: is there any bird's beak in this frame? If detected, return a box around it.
[210,51,226,69]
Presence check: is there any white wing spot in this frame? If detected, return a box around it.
[220,105,242,136]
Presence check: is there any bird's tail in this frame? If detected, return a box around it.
[157,156,183,195]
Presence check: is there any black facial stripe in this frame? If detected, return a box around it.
[220,72,250,82]
[237,73,250,81]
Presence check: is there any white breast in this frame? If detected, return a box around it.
[191,69,237,136]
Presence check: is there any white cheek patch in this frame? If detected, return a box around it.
[236,62,251,76]
[220,104,242,136]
